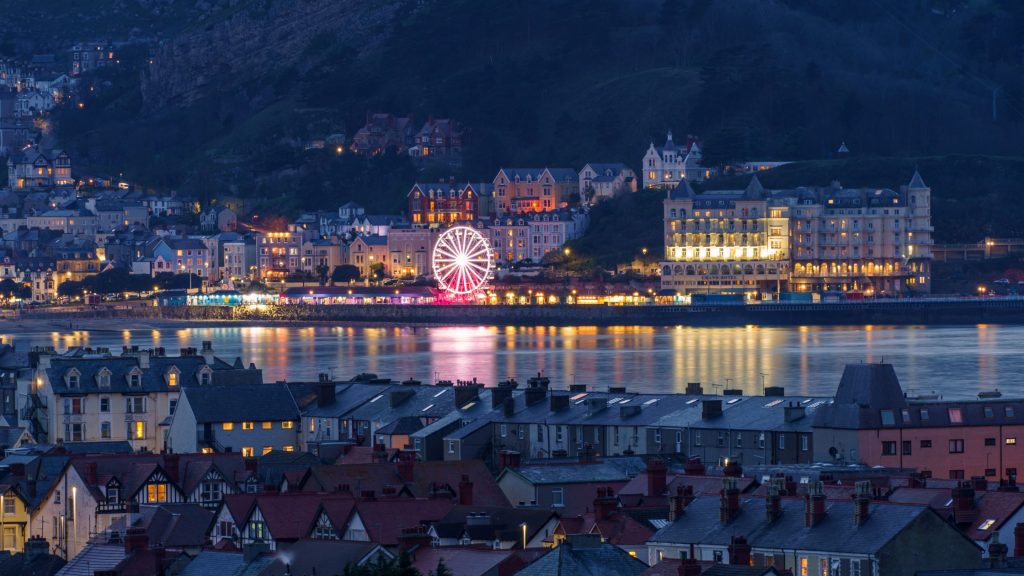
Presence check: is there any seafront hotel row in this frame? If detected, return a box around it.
[660,172,934,296]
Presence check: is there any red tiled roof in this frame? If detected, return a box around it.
[966,491,1024,540]
[355,499,456,545]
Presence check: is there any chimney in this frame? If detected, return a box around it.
[458,474,474,506]
[524,386,546,407]
[723,459,742,478]
[84,462,98,485]
[784,401,805,422]
[683,457,705,476]
[728,535,752,565]
[498,450,521,470]
[594,487,617,521]
[972,476,988,492]
[678,558,702,576]
[764,386,785,396]
[669,486,686,522]
[784,475,797,496]
[1014,523,1024,558]
[989,532,1008,568]
[765,484,782,522]
[952,481,977,527]
[454,384,481,408]
[569,383,586,392]
[702,400,722,420]
[491,386,514,409]
[853,480,871,526]
[138,349,150,369]
[586,398,607,415]
[804,481,827,527]
[720,477,740,523]
[647,458,667,497]
[25,536,49,562]
[317,380,336,407]
[389,388,415,407]
[124,526,148,554]
[27,478,36,498]
[685,382,703,395]
[549,393,570,412]
[201,340,215,364]
[163,453,180,484]
[360,490,376,501]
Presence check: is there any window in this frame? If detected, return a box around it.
[713,550,723,562]
[200,481,223,502]
[694,431,702,446]
[241,447,254,457]
[779,435,785,450]
[100,397,110,412]
[282,421,294,429]
[223,423,234,431]
[552,488,564,507]
[801,435,809,451]
[949,408,963,424]
[500,424,507,438]
[132,421,146,439]
[881,441,896,456]
[2,497,14,515]
[921,439,932,448]
[242,422,254,430]
[262,422,273,430]
[126,397,146,413]
[262,446,273,455]
[880,410,895,426]
[736,433,743,448]
[2,526,14,551]
[979,519,997,531]
[920,409,929,421]
[800,557,808,576]
[902,440,912,455]
[985,438,996,446]
[949,439,964,453]
[654,429,662,444]
[985,468,997,477]
[448,440,456,454]
[950,470,965,479]
[146,483,168,503]
[1008,468,1018,478]
[283,445,295,452]
[1007,406,1016,418]
[984,407,994,418]
[106,487,119,505]
[101,421,111,439]
[170,399,177,415]
[537,426,544,442]
[167,372,178,387]
[129,373,141,387]
[1007,438,1017,445]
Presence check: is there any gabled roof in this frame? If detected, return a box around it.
[175,550,273,576]
[516,537,647,576]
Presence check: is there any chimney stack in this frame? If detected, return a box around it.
[678,559,702,576]
[498,450,521,470]
[702,399,723,420]
[84,462,98,485]
[1014,523,1024,558]
[668,485,694,522]
[853,480,871,526]
[989,532,1008,568]
[317,379,336,407]
[723,459,742,478]
[685,382,703,395]
[647,458,668,497]
[491,386,514,409]
[683,457,705,476]
[804,481,827,527]
[952,481,976,527]
[578,443,597,464]
[124,526,148,554]
[728,535,752,565]
[458,474,474,506]
[765,483,782,522]
[549,393,570,412]
[720,477,740,523]
[593,487,617,521]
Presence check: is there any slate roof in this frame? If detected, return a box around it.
[909,170,928,189]
[60,441,133,455]
[375,416,424,435]
[410,547,513,576]
[504,462,637,485]
[433,505,556,544]
[254,540,386,575]
[176,551,274,576]
[648,495,934,555]
[0,549,66,576]
[44,351,260,395]
[54,543,124,576]
[182,383,299,423]
[516,537,648,576]
[812,363,908,429]
[125,504,215,547]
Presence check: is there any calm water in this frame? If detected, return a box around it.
[0,324,1021,399]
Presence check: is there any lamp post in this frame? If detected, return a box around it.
[521,522,527,549]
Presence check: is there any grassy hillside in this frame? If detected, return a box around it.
[32,0,1024,218]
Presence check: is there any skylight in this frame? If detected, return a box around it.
[433,390,447,398]
[765,399,784,408]
[421,404,435,412]
[643,398,659,406]
[570,393,588,401]
[686,399,699,405]
[979,519,996,531]
[608,397,624,404]
[369,394,383,403]
[727,398,741,404]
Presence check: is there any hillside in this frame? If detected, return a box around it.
[9,0,1016,217]
[569,155,1024,270]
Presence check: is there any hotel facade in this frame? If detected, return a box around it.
[660,172,933,296]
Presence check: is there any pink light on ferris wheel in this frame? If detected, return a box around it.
[432,226,493,296]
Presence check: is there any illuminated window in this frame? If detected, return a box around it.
[201,447,213,454]
[282,421,294,429]
[241,446,254,457]
[134,421,146,439]
[146,483,168,503]
[1007,438,1017,445]
[283,445,295,452]
[242,422,254,430]
[222,423,234,431]
[948,408,962,424]
[262,446,273,455]
[979,519,996,531]
[262,422,272,430]
[167,372,178,387]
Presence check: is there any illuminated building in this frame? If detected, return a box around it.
[257,230,302,280]
[407,181,492,225]
[579,163,638,203]
[493,168,579,216]
[641,131,705,189]
[6,145,71,189]
[387,225,438,278]
[660,172,933,295]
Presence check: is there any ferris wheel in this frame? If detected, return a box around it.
[432,226,493,296]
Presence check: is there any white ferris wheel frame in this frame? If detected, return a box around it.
[432,226,493,296]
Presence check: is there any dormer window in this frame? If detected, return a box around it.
[128,368,142,388]
[166,366,180,387]
[66,368,81,389]
[97,368,111,388]
[199,367,213,386]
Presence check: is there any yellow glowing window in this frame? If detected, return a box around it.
[261,422,272,430]
[168,373,178,386]
[242,422,254,430]
[262,446,273,455]
[201,447,213,454]
[223,423,234,431]
[282,421,294,429]
[146,483,167,502]
[283,445,295,452]
[133,421,145,439]
[241,447,254,457]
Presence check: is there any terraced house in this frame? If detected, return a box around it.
[24,343,263,451]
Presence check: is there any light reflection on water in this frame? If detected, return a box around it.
[3,324,1023,399]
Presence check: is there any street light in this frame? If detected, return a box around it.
[520,522,527,549]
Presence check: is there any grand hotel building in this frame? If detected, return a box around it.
[660,172,933,295]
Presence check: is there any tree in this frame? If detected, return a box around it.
[430,559,453,576]
[57,281,84,298]
[316,262,330,285]
[331,265,361,283]
[369,262,385,281]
